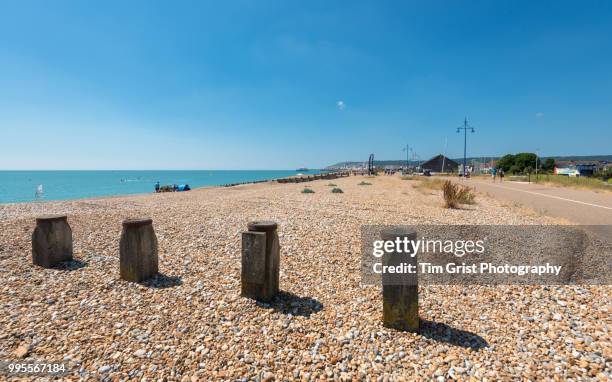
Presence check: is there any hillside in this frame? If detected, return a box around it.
[327,154,612,168]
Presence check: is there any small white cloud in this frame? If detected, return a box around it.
[337,100,345,111]
[535,112,544,118]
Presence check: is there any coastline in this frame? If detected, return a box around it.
[0,170,325,205]
[0,180,272,207]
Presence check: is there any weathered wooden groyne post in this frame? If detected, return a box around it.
[120,218,159,282]
[381,227,419,331]
[241,221,280,301]
[32,215,73,267]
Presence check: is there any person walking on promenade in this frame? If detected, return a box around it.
[491,167,497,183]
[499,168,505,182]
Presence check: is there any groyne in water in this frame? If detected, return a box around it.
[221,172,350,187]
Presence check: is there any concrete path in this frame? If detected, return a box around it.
[456,177,612,241]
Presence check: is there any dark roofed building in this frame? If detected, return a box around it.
[421,154,459,173]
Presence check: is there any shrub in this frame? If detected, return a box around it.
[358,181,372,186]
[302,188,315,194]
[327,183,337,187]
[442,180,475,208]
[331,187,344,193]
[457,186,476,204]
[442,181,459,208]
[597,167,612,181]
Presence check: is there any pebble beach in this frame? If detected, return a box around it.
[0,175,610,381]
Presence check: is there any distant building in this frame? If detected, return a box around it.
[471,160,494,174]
[421,154,459,173]
[554,166,580,176]
[554,161,604,176]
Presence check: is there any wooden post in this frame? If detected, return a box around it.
[32,215,73,268]
[241,221,280,301]
[120,218,159,282]
[381,227,419,332]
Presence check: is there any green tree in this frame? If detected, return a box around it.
[514,153,537,172]
[496,154,515,172]
[541,158,555,172]
[509,165,521,174]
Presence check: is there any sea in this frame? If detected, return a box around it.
[0,170,320,204]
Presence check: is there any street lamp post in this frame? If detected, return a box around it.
[457,117,475,177]
[402,144,410,171]
[535,148,540,182]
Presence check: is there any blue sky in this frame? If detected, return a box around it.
[1,1,611,169]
